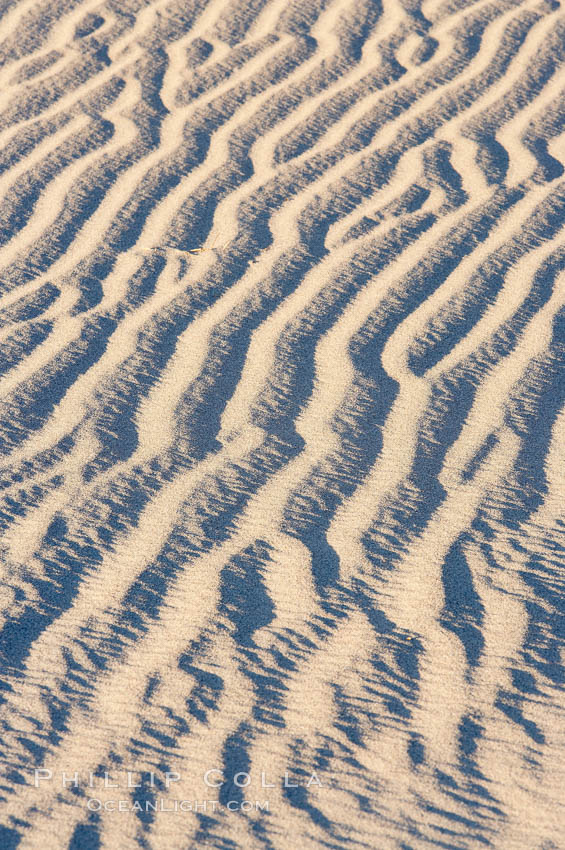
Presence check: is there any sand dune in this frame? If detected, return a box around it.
[0,0,564,848]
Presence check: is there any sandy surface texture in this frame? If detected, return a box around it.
[0,0,564,848]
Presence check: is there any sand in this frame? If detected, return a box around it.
[0,0,564,847]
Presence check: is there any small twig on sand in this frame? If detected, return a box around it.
[136,234,229,257]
